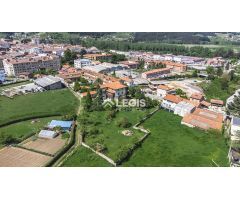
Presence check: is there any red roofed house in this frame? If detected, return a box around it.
[157,84,175,99]
[101,81,127,99]
[190,93,204,103]
[161,94,183,111]
[80,91,97,98]
[141,68,170,80]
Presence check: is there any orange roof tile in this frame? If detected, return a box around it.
[81,91,97,97]
[142,68,170,75]
[158,84,171,91]
[164,94,183,104]
[191,93,204,100]
[101,81,127,90]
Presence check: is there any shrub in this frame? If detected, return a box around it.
[116,117,131,128]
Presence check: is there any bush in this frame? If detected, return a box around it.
[116,117,132,128]
[106,110,117,121]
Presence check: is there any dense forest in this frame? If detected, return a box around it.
[133,32,215,44]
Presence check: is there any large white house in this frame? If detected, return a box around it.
[161,94,183,111]
[230,116,240,141]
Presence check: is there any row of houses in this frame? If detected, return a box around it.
[161,92,225,131]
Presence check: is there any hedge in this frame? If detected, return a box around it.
[0,114,62,128]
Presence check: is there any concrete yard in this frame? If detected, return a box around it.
[0,147,51,167]
[22,136,66,155]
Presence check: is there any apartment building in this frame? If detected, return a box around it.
[147,60,187,73]
[74,59,92,69]
[141,68,171,80]
[83,53,112,61]
[3,55,61,76]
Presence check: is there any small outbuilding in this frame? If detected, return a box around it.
[38,130,58,139]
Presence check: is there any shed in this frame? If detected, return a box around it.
[48,120,73,131]
[38,130,57,139]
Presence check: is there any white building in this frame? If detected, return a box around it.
[38,130,57,139]
[161,94,183,111]
[174,101,195,117]
[230,117,240,141]
[0,69,5,83]
[74,59,92,69]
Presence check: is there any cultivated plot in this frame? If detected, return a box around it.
[22,136,66,155]
[0,147,51,167]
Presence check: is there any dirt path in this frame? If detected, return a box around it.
[52,88,82,167]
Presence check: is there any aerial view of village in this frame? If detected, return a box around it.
[0,32,239,167]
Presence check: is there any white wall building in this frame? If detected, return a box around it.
[74,59,92,69]
[230,117,240,141]
[0,69,5,83]
[174,101,195,117]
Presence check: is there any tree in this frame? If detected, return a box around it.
[216,67,223,77]
[138,59,145,69]
[192,69,198,77]
[227,91,240,117]
[94,78,103,86]
[62,49,77,65]
[80,49,87,58]
[206,66,215,78]
[83,91,93,111]
[73,81,80,91]
[175,88,187,98]
[92,88,103,111]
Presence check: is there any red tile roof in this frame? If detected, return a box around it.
[164,94,183,104]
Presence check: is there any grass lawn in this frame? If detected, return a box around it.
[0,116,61,147]
[122,110,229,167]
[61,147,112,167]
[0,88,79,126]
[83,109,150,162]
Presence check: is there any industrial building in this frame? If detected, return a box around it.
[34,75,62,90]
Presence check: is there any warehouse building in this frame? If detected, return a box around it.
[34,75,62,90]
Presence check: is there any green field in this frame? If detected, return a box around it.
[0,116,61,147]
[61,147,112,167]
[83,109,149,162]
[0,88,79,126]
[122,110,229,167]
